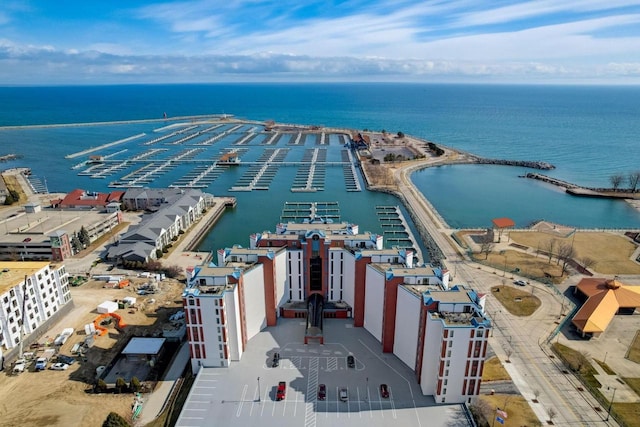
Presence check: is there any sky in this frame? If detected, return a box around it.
[1,0,640,85]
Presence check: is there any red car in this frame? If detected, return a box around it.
[380,384,389,398]
[317,384,326,400]
[276,381,286,401]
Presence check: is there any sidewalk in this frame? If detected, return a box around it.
[137,341,190,426]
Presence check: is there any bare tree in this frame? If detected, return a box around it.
[629,171,640,192]
[579,256,597,271]
[533,389,541,403]
[547,407,557,423]
[557,243,576,275]
[544,239,557,264]
[479,235,495,260]
[610,174,624,191]
[504,346,513,363]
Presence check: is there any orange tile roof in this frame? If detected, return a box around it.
[492,218,515,228]
[572,278,640,334]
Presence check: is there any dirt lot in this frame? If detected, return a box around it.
[0,276,185,427]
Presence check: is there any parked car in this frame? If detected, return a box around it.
[317,384,326,400]
[276,381,286,401]
[347,354,356,368]
[513,279,527,286]
[272,352,280,367]
[13,358,26,374]
[347,355,355,368]
[380,384,389,398]
[35,357,48,371]
[57,354,76,365]
[339,387,348,402]
[50,363,69,371]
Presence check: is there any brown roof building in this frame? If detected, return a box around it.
[572,277,640,337]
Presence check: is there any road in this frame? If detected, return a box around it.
[393,159,620,426]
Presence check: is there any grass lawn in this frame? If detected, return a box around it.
[482,356,511,381]
[490,285,542,316]
[475,394,540,427]
[509,231,640,275]
[483,249,565,283]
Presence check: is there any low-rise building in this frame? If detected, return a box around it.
[107,189,210,263]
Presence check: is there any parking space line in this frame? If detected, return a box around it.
[237,384,247,417]
[357,388,361,417]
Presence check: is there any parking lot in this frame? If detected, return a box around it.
[177,318,472,427]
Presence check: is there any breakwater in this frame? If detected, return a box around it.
[473,157,555,170]
[525,173,640,200]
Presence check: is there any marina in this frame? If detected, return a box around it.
[62,120,378,193]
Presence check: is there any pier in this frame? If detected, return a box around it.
[526,173,640,199]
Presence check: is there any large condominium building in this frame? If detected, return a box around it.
[0,261,72,352]
[183,207,490,404]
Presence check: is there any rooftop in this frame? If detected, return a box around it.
[0,261,51,294]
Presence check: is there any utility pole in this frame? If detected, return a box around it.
[257,377,261,402]
[606,387,617,421]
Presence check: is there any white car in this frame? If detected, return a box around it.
[50,362,69,371]
[513,280,527,286]
[13,358,26,374]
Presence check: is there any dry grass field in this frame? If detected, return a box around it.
[509,231,640,275]
[485,249,565,283]
[482,356,511,381]
[475,394,540,427]
[490,285,542,316]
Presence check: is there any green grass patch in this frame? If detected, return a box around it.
[594,359,616,375]
[490,285,541,316]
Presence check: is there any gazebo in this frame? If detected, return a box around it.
[572,278,640,338]
[491,218,515,242]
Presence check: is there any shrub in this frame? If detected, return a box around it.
[102,412,131,427]
[115,377,127,394]
[130,376,141,392]
[95,379,108,393]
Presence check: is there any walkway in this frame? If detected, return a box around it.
[137,341,190,426]
[389,155,621,426]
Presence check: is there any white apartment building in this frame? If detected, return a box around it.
[183,216,490,404]
[0,261,72,351]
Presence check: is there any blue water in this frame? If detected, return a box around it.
[0,83,639,234]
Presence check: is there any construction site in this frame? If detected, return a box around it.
[0,273,186,427]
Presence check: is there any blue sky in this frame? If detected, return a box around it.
[1,0,640,84]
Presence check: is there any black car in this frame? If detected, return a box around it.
[347,355,355,368]
[317,384,326,400]
[272,352,280,367]
[57,355,76,365]
[380,384,389,398]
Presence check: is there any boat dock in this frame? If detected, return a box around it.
[376,206,422,261]
[342,149,361,191]
[280,201,341,223]
[291,148,327,192]
[229,148,289,191]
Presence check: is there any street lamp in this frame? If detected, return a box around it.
[257,377,261,402]
[606,387,617,421]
